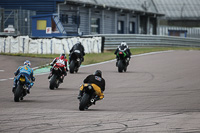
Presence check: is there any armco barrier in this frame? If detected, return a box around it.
[0,36,102,54]
[85,34,200,50]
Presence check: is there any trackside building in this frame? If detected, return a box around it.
[0,0,164,36]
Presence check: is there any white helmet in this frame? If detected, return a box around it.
[121,42,128,48]
[24,60,31,66]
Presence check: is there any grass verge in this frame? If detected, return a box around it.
[1,47,200,65]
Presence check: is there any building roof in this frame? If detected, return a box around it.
[66,0,163,15]
[153,0,200,19]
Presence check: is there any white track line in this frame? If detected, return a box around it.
[0,50,173,82]
[82,50,174,67]
[0,79,7,81]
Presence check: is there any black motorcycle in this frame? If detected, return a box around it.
[49,63,64,90]
[79,84,98,111]
[14,75,29,102]
[69,50,82,73]
[116,49,128,72]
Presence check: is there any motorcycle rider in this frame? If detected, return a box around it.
[48,53,68,83]
[114,42,132,66]
[78,70,105,103]
[69,42,85,63]
[12,60,35,94]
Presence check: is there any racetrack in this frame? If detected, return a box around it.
[1,50,200,133]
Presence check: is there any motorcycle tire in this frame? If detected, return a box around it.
[118,60,124,73]
[14,84,23,102]
[49,75,57,90]
[79,93,90,111]
[69,60,75,73]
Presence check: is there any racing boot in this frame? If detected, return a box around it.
[116,60,119,67]
[27,84,31,94]
[12,86,16,93]
[116,58,119,67]
[48,68,53,79]
[77,90,83,99]
[27,83,34,94]
[48,73,52,79]
[12,80,17,93]
[59,75,65,83]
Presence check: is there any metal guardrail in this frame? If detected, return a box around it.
[85,34,200,50]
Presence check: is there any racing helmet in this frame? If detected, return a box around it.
[121,42,128,48]
[94,70,102,77]
[24,60,31,66]
[76,41,81,45]
[60,53,66,59]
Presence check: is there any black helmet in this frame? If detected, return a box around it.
[94,70,102,77]
[76,42,81,46]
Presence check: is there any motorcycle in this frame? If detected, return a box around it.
[116,49,129,72]
[79,84,99,111]
[69,50,82,73]
[49,59,65,90]
[14,74,29,102]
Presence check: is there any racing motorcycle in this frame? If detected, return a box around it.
[69,50,82,73]
[116,49,129,72]
[14,74,30,102]
[49,59,65,90]
[79,84,99,111]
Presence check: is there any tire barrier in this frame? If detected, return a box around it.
[0,36,103,54]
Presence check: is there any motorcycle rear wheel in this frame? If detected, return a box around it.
[79,93,90,111]
[49,75,57,90]
[14,85,23,102]
[118,60,124,72]
[69,60,75,73]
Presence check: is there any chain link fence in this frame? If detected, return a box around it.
[0,8,36,36]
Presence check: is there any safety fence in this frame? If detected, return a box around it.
[0,36,102,54]
[1,34,200,54]
[86,34,200,50]
[0,8,36,36]
[158,26,200,38]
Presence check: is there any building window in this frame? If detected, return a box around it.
[91,18,100,34]
[72,15,80,24]
[129,22,135,34]
[61,14,68,24]
[118,21,124,34]
[37,20,46,30]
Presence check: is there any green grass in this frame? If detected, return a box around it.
[1,47,200,65]
[83,47,200,65]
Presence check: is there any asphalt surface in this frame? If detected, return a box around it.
[0,50,200,133]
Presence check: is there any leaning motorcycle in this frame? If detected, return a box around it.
[69,50,82,73]
[116,50,128,72]
[49,60,65,90]
[79,84,99,111]
[14,74,29,102]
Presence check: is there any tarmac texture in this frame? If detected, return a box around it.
[0,50,200,133]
